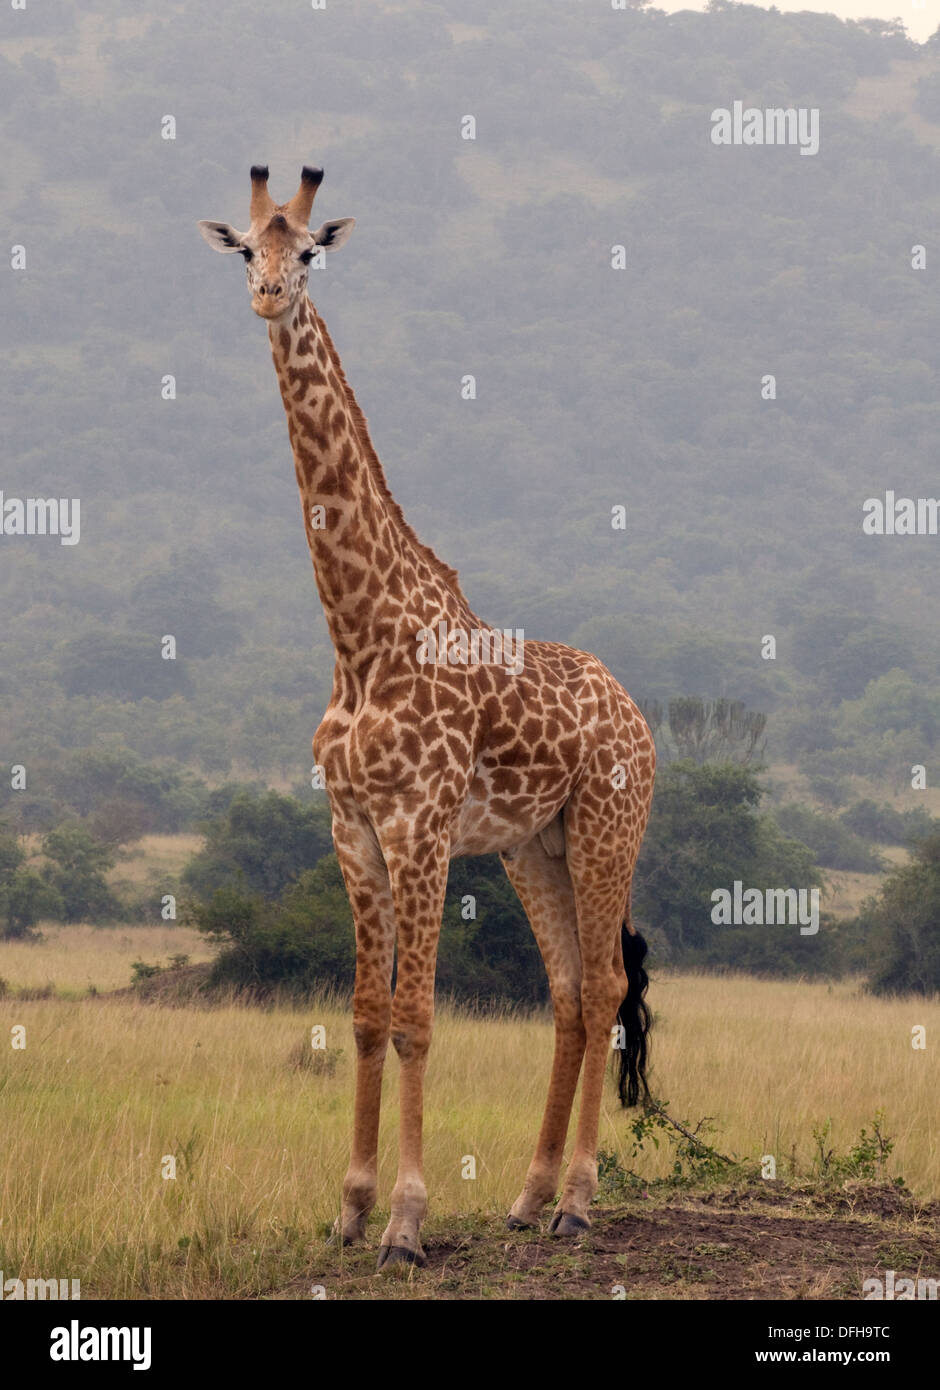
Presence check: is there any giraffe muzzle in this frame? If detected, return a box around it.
[252,284,289,319]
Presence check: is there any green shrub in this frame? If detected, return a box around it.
[41,823,120,923]
[774,803,883,872]
[183,790,333,901]
[840,799,934,847]
[858,831,940,996]
[192,855,355,996]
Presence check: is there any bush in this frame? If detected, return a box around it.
[192,850,547,1005]
[51,747,209,838]
[635,762,824,968]
[774,803,883,872]
[183,790,333,901]
[804,773,850,809]
[0,824,62,937]
[915,70,940,124]
[192,855,355,995]
[41,823,120,923]
[858,831,940,996]
[57,631,192,701]
[678,914,846,978]
[437,855,547,1007]
[840,799,934,847]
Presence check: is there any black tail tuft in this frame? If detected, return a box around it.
[617,926,652,1108]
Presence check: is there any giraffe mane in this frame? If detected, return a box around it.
[311,305,470,609]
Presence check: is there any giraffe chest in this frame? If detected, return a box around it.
[314,698,478,827]
[315,644,616,853]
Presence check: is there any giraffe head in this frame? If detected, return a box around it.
[198,165,355,320]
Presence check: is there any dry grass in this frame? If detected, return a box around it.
[824,870,884,917]
[110,832,203,890]
[842,55,940,152]
[0,950,936,1297]
[0,923,213,997]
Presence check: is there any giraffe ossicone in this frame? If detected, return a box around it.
[199,165,657,1272]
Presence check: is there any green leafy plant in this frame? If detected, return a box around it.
[131,959,163,985]
[811,1111,900,1184]
[598,1101,739,1193]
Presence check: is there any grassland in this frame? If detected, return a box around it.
[0,924,212,999]
[0,923,936,1299]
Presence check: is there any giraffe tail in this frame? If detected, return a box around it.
[616,923,652,1108]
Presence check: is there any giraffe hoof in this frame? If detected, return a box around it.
[506,1214,536,1231]
[328,1215,364,1247]
[548,1209,591,1237]
[377,1244,426,1271]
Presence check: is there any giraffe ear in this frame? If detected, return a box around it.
[311,217,356,252]
[197,220,248,254]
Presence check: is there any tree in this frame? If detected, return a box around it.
[835,669,939,746]
[50,746,208,838]
[858,831,940,996]
[635,761,825,969]
[192,855,356,995]
[773,803,883,872]
[0,825,62,938]
[42,824,118,923]
[841,799,934,846]
[437,855,547,1006]
[665,698,767,766]
[852,17,908,39]
[191,847,549,1005]
[128,561,242,657]
[1,869,62,938]
[183,790,333,901]
[57,632,191,702]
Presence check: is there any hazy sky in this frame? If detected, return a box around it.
[654,2,938,45]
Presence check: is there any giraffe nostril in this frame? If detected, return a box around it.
[273,286,283,296]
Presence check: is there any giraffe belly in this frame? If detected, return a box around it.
[449,781,570,859]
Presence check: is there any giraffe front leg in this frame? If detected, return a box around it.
[376,834,450,1271]
[329,817,396,1247]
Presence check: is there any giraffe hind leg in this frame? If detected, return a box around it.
[537,809,566,858]
[548,766,649,1233]
[501,834,585,1229]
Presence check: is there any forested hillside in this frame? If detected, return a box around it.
[2,0,939,803]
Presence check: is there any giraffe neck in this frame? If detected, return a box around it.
[269,296,472,669]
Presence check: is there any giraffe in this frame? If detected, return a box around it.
[198,166,657,1270]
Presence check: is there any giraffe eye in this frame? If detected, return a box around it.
[299,248,314,265]
[239,247,253,262]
